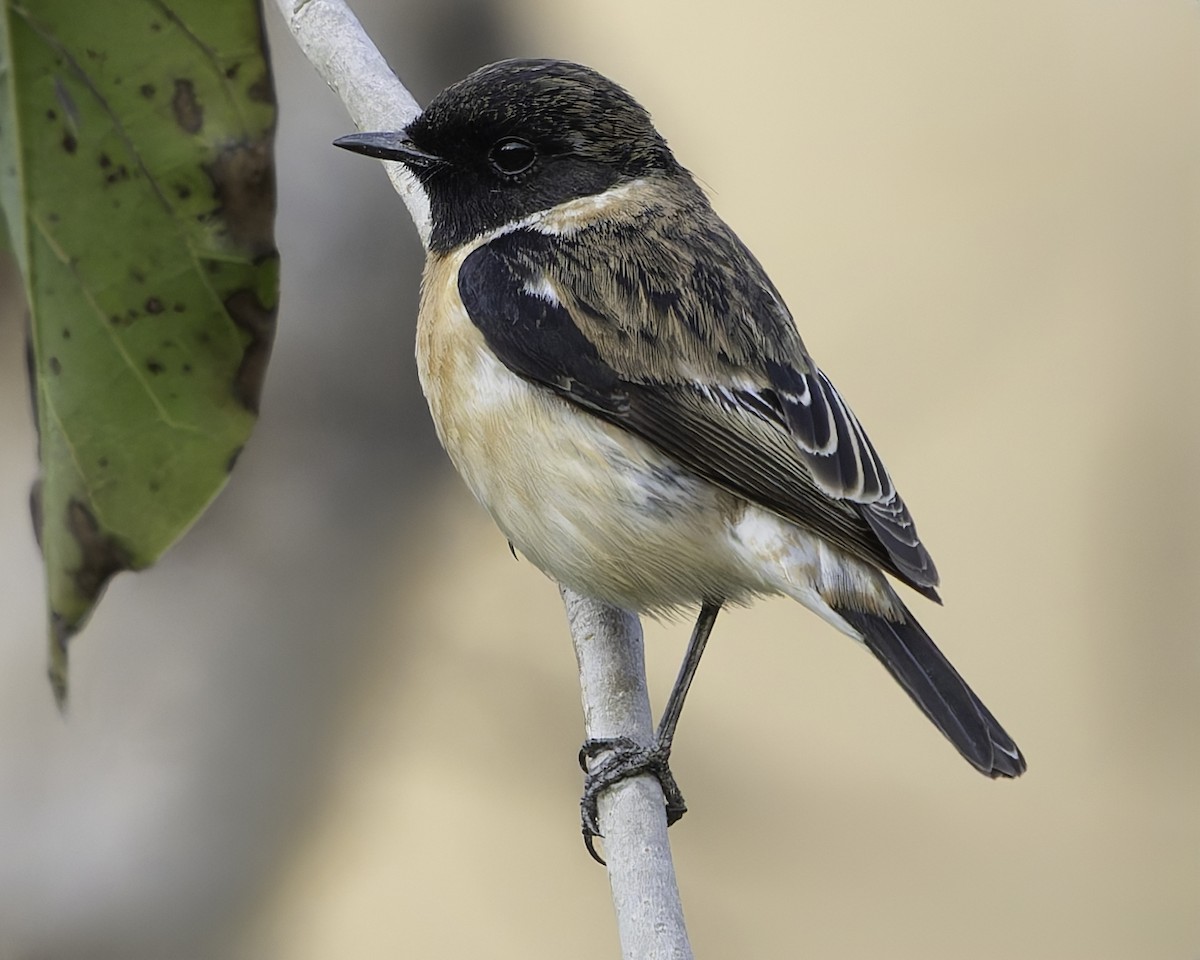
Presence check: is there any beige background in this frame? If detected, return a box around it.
[1,1,1196,958]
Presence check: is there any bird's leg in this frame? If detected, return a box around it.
[579,601,722,862]
[654,600,722,756]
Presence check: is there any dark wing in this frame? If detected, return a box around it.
[457,201,939,597]
[762,359,938,594]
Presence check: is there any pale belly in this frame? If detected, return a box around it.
[423,336,760,612]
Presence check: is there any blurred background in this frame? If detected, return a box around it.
[1,0,1197,957]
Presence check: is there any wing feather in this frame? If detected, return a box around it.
[456,185,939,596]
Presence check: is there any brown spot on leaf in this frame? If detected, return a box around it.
[175,183,192,200]
[146,358,165,374]
[225,285,277,412]
[61,327,71,339]
[172,79,203,134]
[140,83,155,99]
[203,140,277,258]
[66,498,132,607]
[48,356,61,375]
[145,297,164,314]
[225,63,241,80]
[24,323,41,450]
[45,108,57,120]
[247,73,274,104]
[62,131,77,154]
[29,480,44,550]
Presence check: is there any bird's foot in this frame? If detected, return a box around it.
[578,736,687,864]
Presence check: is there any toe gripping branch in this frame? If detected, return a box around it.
[579,737,687,865]
[575,601,721,865]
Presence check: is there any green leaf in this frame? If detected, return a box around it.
[0,0,278,705]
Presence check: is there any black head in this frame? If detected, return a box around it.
[335,59,681,253]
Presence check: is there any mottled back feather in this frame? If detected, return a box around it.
[457,176,940,597]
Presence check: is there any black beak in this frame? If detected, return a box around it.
[332,131,443,170]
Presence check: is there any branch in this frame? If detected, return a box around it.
[562,589,693,959]
[271,0,430,246]
[270,3,692,955]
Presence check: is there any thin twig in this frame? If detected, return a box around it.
[272,0,430,245]
[563,589,693,959]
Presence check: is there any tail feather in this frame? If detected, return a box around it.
[834,601,1026,778]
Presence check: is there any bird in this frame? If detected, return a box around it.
[334,57,1026,857]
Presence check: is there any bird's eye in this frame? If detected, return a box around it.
[488,137,537,176]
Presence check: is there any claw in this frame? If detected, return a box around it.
[584,832,606,866]
[577,737,687,863]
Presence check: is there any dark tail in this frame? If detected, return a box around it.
[834,599,1026,778]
